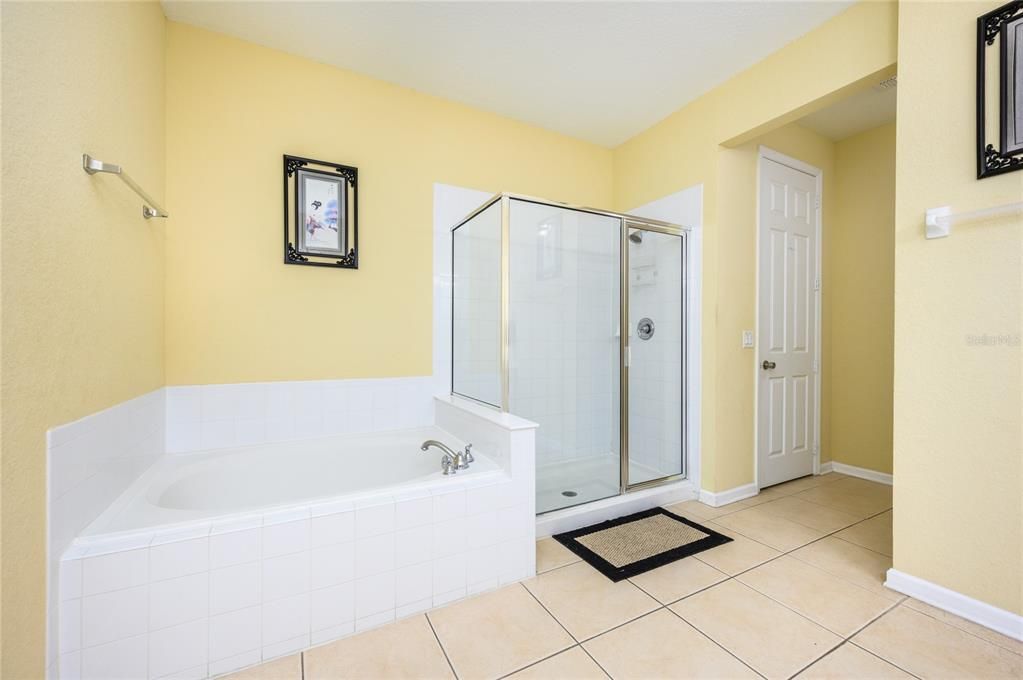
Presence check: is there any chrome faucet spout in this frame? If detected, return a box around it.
[420,440,458,458]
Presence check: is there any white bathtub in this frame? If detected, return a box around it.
[58,399,537,680]
[82,425,500,538]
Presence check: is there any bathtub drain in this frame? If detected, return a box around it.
[562,490,578,497]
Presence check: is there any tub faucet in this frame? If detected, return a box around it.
[421,440,472,475]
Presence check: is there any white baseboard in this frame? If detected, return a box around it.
[885,569,1023,641]
[830,461,893,486]
[699,482,759,508]
[819,461,833,474]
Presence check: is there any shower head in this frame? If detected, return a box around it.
[628,231,643,244]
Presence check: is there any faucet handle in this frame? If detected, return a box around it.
[463,443,474,464]
[441,453,456,475]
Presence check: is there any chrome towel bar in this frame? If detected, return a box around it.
[82,153,168,219]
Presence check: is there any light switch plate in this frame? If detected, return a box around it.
[742,331,754,348]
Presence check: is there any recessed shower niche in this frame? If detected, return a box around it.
[452,194,688,514]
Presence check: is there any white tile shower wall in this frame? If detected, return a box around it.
[47,388,165,677]
[628,185,703,488]
[506,202,620,469]
[59,395,536,679]
[628,231,684,478]
[434,183,495,397]
[451,200,503,406]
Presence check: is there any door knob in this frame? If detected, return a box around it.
[761,360,777,370]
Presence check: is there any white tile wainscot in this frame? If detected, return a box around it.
[47,389,165,680]
[58,395,536,679]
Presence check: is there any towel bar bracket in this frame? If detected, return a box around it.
[82,153,168,219]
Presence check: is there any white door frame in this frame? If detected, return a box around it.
[754,146,823,488]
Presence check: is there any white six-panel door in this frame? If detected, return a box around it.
[757,153,819,488]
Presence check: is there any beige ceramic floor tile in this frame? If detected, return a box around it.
[750,484,800,502]
[829,477,892,497]
[665,498,754,521]
[304,615,453,680]
[756,496,861,533]
[853,605,1023,679]
[536,537,580,574]
[628,557,728,604]
[794,643,913,679]
[834,511,892,557]
[671,579,841,679]
[767,473,841,495]
[428,585,573,679]
[225,654,302,680]
[508,647,608,679]
[693,522,782,575]
[583,608,759,680]
[793,483,891,519]
[524,561,659,640]
[714,506,826,552]
[790,536,899,601]
[737,555,897,637]
[903,598,1023,656]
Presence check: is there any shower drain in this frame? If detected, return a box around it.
[562,490,578,497]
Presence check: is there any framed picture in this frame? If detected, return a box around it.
[1002,8,1023,156]
[283,155,358,268]
[977,0,1023,178]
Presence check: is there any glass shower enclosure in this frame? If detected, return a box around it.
[452,194,687,514]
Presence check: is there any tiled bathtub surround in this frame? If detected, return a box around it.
[165,377,443,454]
[47,388,165,676]
[58,396,537,679]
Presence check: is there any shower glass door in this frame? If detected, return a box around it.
[507,199,622,513]
[624,223,686,487]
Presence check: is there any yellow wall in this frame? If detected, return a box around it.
[831,123,896,473]
[164,23,613,385]
[893,1,1021,615]
[614,1,898,491]
[0,2,167,676]
[715,123,837,484]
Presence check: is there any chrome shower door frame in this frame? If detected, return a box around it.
[450,192,689,502]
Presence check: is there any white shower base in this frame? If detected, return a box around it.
[535,454,674,514]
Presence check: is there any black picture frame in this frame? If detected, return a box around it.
[283,154,359,268]
[977,0,1023,179]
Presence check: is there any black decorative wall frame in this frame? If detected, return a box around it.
[283,155,359,268]
[977,0,1023,179]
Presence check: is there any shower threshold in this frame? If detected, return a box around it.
[535,455,672,515]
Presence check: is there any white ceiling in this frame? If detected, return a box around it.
[799,81,897,141]
[162,1,854,147]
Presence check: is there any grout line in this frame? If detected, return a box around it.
[495,644,582,680]
[425,612,460,680]
[519,583,581,644]
[577,643,614,679]
[899,599,1023,657]
[576,607,664,645]
[848,640,925,680]
[535,557,582,577]
[664,606,767,679]
[783,601,900,679]
[657,575,733,609]
[783,638,847,680]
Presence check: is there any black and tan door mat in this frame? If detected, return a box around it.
[552,507,732,582]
